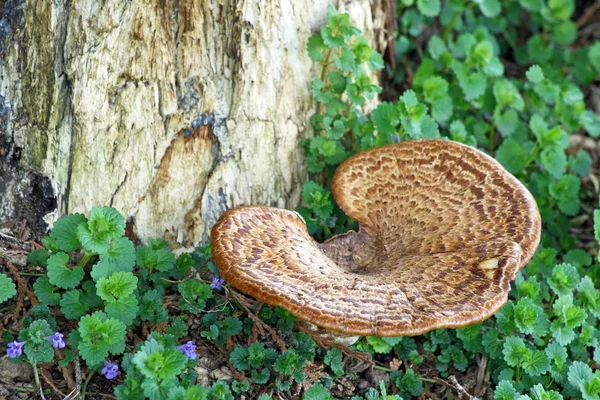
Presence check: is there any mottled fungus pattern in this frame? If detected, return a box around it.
[211,140,541,337]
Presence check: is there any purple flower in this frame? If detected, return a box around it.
[101,360,119,380]
[47,332,66,349]
[6,341,25,358]
[177,340,197,360]
[210,277,225,291]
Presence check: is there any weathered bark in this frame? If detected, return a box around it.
[0,0,384,245]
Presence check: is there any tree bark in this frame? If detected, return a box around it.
[0,0,384,245]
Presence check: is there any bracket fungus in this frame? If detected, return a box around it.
[211,140,541,337]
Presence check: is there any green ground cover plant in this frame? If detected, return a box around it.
[1,2,599,399]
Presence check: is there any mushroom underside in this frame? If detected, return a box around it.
[211,140,541,337]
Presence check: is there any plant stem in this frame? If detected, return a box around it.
[372,364,394,372]
[29,362,45,399]
[78,251,94,269]
[317,48,334,123]
[488,122,496,153]
[524,142,541,169]
[18,272,45,276]
[442,11,460,40]
[81,370,95,400]
[548,293,556,310]
[320,49,333,82]
[13,387,34,392]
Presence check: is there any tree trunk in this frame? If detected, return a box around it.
[0,0,385,245]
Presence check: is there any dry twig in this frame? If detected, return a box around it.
[40,366,66,397]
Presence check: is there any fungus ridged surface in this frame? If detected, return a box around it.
[211,140,541,336]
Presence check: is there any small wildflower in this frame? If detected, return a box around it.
[101,360,119,380]
[47,332,66,349]
[177,340,197,360]
[210,277,225,291]
[6,341,25,358]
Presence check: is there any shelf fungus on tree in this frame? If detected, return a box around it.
[211,139,541,337]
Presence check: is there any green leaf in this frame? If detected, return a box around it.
[346,85,364,106]
[548,263,579,296]
[523,350,550,376]
[78,311,127,346]
[42,236,61,253]
[431,96,453,123]
[27,249,49,267]
[91,258,133,282]
[549,174,580,216]
[428,35,447,60]
[324,348,344,377]
[100,237,136,267]
[301,181,333,220]
[570,150,592,176]
[503,336,530,366]
[320,27,344,49]
[482,329,504,359]
[303,383,332,400]
[328,72,347,94]
[24,340,55,364]
[307,35,326,61]
[293,332,316,362]
[568,361,594,399]
[50,213,87,252]
[334,46,356,72]
[519,0,543,11]
[551,21,577,45]
[495,109,520,138]
[514,297,548,336]
[0,273,17,304]
[423,76,449,103]
[476,0,501,17]
[367,51,384,70]
[165,316,189,339]
[33,276,60,306]
[595,210,600,243]
[527,35,553,63]
[526,65,545,83]
[178,280,212,314]
[219,316,243,337]
[589,42,600,71]
[545,341,567,367]
[495,139,529,174]
[494,380,517,400]
[581,110,600,137]
[494,80,524,111]
[230,346,250,371]
[274,350,300,376]
[541,147,567,179]
[252,368,270,385]
[311,79,331,103]
[60,290,91,319]
[77,206,126,254]
[105,294,139,326]
[96,271,138,303]
[47,252,85,289]
[367,336,394,354]
[457,71,487,101]
[139,289,167,323]
[372,102,400,137]
[417,0,441,17]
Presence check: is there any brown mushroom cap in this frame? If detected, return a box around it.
[211,140,541,336]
